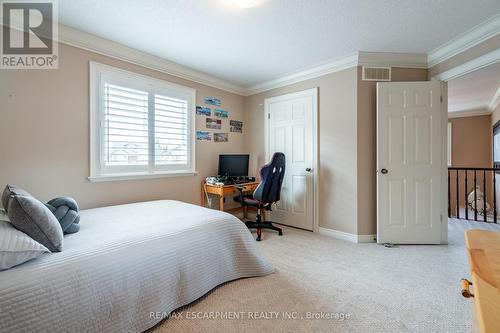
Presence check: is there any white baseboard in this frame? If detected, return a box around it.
[318,227,376,243]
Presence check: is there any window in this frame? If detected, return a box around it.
[89,62,196,181]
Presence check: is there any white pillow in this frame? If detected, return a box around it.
[0,208,9,222]
[0,220,50,270]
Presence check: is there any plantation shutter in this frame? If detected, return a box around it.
[91,62,195,180]
[103,83,149,168]
[154,94,189,166]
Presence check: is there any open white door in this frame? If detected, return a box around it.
[377,81,445,244]
[265,88,317,231]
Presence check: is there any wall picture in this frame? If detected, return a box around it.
[196,131,212,141]
[203,97,221,106]
[196,106,211,116]
[214,109,229,118]
[214,133,228,142]
[230,120,243,133]
[206,118,222,129]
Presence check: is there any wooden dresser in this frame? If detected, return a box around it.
[463,230,500,333]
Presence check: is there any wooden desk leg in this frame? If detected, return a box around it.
[201,183,205,207]
[219,195,224,211]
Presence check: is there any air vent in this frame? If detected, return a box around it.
[362,66,391,81]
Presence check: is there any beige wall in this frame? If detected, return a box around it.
[356,67,429,235]
[450,115,492,168]
[0,43,245,209]
[244,68,359,234]
[448,115,493,211]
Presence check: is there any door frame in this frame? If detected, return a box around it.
[264,88,319,232]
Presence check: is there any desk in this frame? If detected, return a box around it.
[463,230,500,333]
[201,181,259,216]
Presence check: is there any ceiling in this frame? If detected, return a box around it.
[448,63,500,114]
[59,0,500,88]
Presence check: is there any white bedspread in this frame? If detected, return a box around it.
[0,200,273,333]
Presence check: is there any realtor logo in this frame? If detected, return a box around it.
[1,0,58,69]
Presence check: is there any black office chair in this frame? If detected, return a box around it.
[234,152,285,241]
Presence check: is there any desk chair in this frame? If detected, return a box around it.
[234,152,285,241]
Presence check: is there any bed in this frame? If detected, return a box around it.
[0,200,274,333]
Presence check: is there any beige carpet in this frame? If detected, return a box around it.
[150,219,500,333]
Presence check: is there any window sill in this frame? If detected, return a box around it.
[88,171,198,183]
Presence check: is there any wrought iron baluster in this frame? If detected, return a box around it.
[465,171,468,220]
[456,170,460,219]
[448,169,451,218]
[474,170,477,221]
[483,170,487,222]
[494,172,497,224]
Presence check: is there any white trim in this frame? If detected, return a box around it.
[58,24,246,95]
[246,54,358,96]
[428,13,500,68]
[89,61,196,181]
[246,52,428,95]
[264,88,319,233]
[448,108,492,118]
[432,48,500,82]
[318,227,376,243]
[46,20,498,96]
[440,82,448,245]
[448,100,492,113]
[488,83,500,112]
[88,171,198,183]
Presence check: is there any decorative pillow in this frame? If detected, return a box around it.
[45,197,81,234]
[0,220,50,270]
[7,195,63,252]
[1,184,33,212]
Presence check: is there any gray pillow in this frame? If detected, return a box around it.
[1,184,33,212]
[7,195,63,252]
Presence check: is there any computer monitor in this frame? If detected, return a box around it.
[218,154,249,177]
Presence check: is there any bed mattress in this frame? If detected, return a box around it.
[0,200,274,332]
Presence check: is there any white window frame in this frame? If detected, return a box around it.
[88,62,196,182]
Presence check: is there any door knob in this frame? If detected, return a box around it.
[380,168,388,174]
[305,168,312,172]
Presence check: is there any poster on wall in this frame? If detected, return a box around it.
[196,106,211,116]
[206,118,222,130]
[204,97,221,106]
[230,120,243,133]
[214,133,228,142]
[214,109,229,118]
[196,131,212,141]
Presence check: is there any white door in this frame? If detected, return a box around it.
[377,81,444,244]
[265,88,317,231]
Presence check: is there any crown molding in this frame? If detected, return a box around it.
[428,13,500,68]
[243,53,359,96]
[57,24,246,95]
[448,108,492,119]
[489,83,500,112]
[432,48,500,82]
[449,99,490,113]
